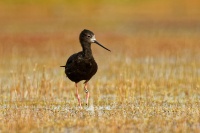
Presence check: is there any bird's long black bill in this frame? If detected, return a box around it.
[94,40,111,52]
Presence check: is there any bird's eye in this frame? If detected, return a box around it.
[87,35,91,38]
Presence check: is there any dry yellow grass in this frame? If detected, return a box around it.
[0,0,200,132]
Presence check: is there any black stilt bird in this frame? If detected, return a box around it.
[61,29,111,108]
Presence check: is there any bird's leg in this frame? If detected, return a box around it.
[84,82,89,106]
[75,83,82,108]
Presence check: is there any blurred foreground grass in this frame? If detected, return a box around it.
[0,0,200,132]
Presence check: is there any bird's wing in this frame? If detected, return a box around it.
[66,52,93,74]
[66,53,78,65]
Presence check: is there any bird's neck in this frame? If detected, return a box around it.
[81,42,93,57]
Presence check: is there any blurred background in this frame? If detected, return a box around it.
[1,0,200,51]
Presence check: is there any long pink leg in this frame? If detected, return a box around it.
[84,82,89,106]
[75,83,82,108]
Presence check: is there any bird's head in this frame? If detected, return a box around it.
[79,29,111,52]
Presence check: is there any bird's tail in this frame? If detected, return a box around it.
[60,66,66,67]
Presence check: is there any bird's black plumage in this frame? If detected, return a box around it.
[61,29,111,84]
[64,51,98,83]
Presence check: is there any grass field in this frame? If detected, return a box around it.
[0,0,200,132]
